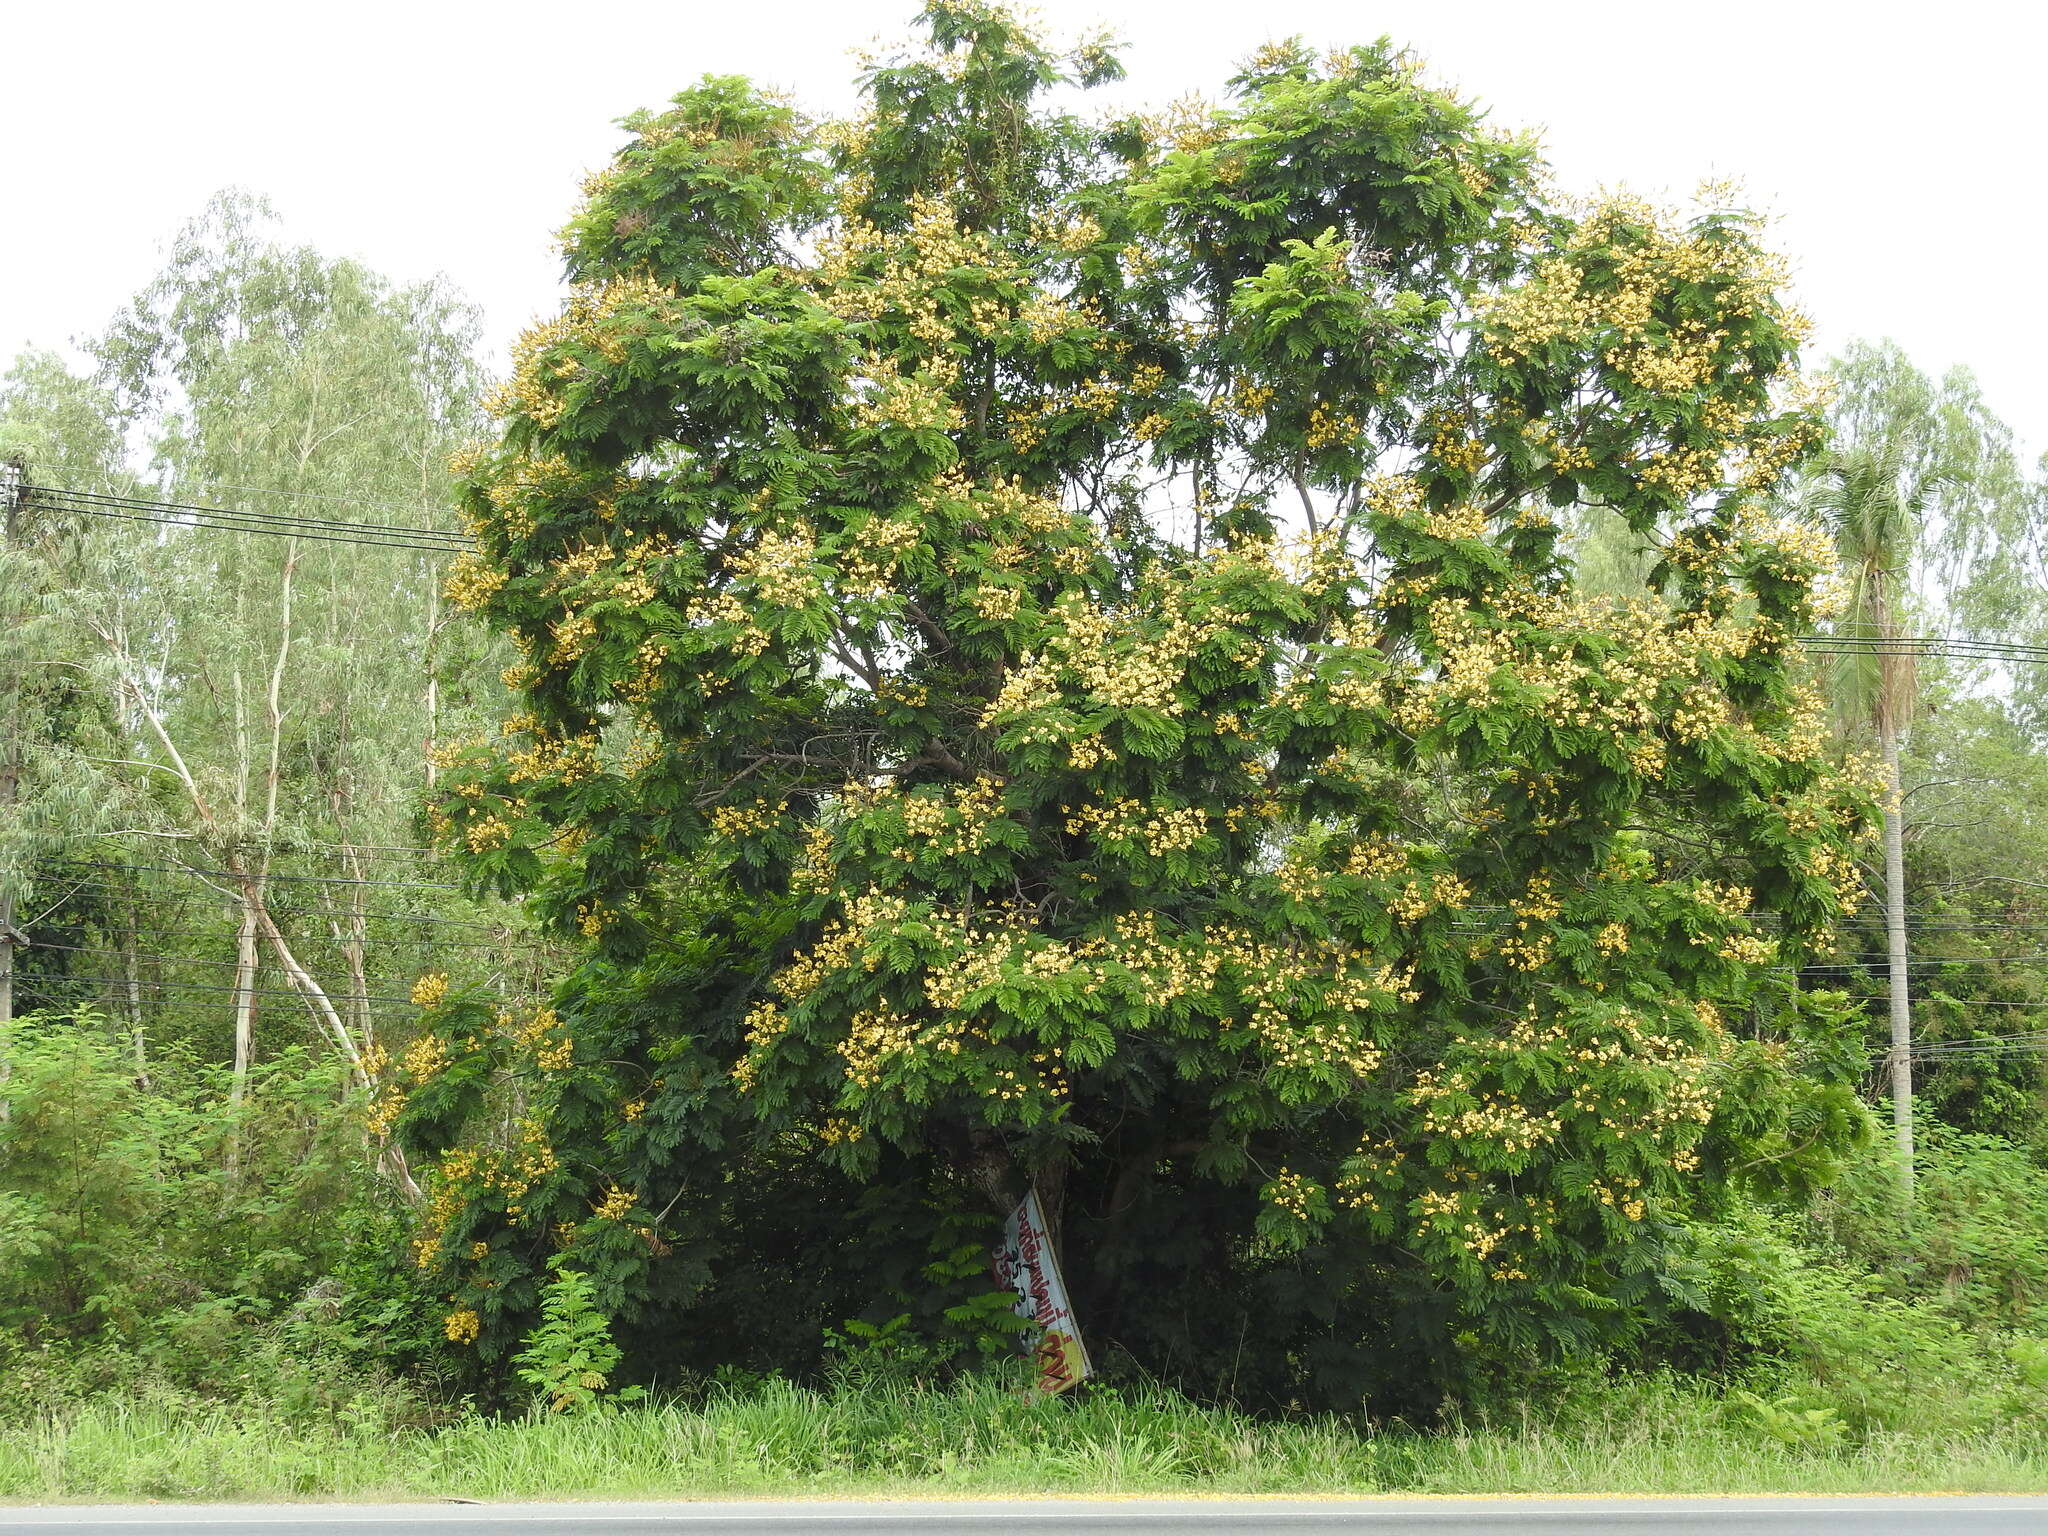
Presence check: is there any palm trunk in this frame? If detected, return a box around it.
[0,467,19,1122]
[1881,726,1913,1201]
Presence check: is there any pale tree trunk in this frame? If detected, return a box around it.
[328,844,374,1071]
[1882,727,1914,1201]
[100,594,422,1205]
[1865,569,1917,1206]
[424,586,442,792]
[1,462,21,1122]
[0,885,14,1127]
[121,902,149,1089]
[245,896,421,1202]
[229,905,260,1101]
[225,902,259,1186]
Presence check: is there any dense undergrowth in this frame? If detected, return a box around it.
[4,1016,2048,1498]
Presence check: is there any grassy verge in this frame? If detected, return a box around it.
[3,1372,2046,1502]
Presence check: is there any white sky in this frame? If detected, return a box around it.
[6,0,2043,453]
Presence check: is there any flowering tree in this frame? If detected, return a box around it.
[402,2,1877,1401]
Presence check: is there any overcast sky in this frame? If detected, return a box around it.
[6,0,2042,452]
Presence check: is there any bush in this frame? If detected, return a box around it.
[0,1009,455,1423]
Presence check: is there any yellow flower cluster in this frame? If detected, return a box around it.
[412,972,450,1009]
[839,1005,957,1090]
[488,274,680,428]
[1427,416,1488,475]
[1263,1169,1323,1222]
[1420,504,1488,542]
[402,1032,451,1080]
[836,515,921,597]
[475,453,595,545]
[731,1000,790,1092]
[1305,401,1363,452]
[592,1186,636,1221]
[1345,837,1415,879]
[1063,797,1209,858]
[443,551,503,612]
[506,732,600,787]
[1409,1075,1564,1157]
[730,522,822,609]
[463,813,513,852]
[1388,869,1472,923]
[772,888,911,1002]
[364,1085,405,1140]
[792,821,839,894]
[970,581,1023,622]
[709,797,785,839]
[1694,880,1752,919]
[818,194,1015,349]
[688,590,770,658]
[1045,589,1230,717]
[854,368,966,434]
[1479,193,1791,399]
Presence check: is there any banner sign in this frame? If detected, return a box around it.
[991,1188,1092,1394]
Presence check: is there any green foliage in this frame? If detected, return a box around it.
[1648,1124,2048,1443]
[7,1369,2048,1500]
[412,1,1880,1407]
[513,1260,638,1415]
[0,1010,361,1346]
[1727,1392,1847,1453]
[0,1007,464,1424]
[1819,1119,2048,1332]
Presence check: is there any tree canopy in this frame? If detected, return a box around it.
[404,1,1880,1404]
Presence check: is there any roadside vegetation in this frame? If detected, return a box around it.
[7,1370,2048,1501]
[7,1,2048,1501]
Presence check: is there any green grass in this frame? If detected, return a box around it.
[3,1372,2047,1502]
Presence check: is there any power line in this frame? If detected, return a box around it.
[28,873,540,934]
[1797,633,2048,665]
[175,478,453,519]
[79,829,445,858]
[26,484,469,548]
[28,492,467,556]
[12,973,415,1014]
[28,943,423,1004]
[30,489,464,549]
[32,922,542,953]
[41,856,466,891]
[1819,965,2048,973]
[1912,997,2048,1008]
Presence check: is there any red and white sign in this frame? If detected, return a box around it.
[991,1188,1092,1394]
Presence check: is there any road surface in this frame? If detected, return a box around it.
[3,1500,2045,1535]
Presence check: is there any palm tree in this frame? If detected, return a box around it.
[1807,438,1927,1197]
[1802,339,2026,1200]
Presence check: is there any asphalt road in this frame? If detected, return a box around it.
[2,1500,2045,1535]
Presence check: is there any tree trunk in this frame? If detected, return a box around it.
[121,906,149,1089]
[230,903,260,1100]
[424,586,442,791]
[0,462,20,1122]
[0,886,14,1127]
[1881,726,1914,1202]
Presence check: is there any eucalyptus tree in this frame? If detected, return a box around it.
[38,195,507,1174]
[0,354,143,1091]
[1799,339,2029,1193]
